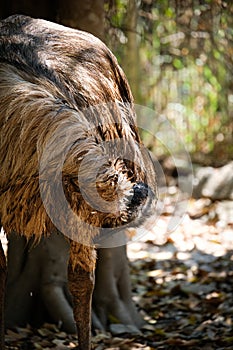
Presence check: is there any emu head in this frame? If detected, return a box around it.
[51,103,158,245]
[36,104,156,248]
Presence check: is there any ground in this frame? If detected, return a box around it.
[3,167,233,350]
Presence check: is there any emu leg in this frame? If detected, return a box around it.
[68,242,95,350]
[0,240,6,350]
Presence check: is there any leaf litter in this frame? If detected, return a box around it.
[4,178,233,349]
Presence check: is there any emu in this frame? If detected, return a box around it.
[0,15,156,349]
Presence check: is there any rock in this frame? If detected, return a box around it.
[216,201,233,225]
[192,166,214,198]
[193,162,233,200]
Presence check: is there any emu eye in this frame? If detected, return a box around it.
[127,169,134,178]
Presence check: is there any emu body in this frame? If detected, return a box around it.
[0,15,156,349]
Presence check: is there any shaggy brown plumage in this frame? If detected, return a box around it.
[0,15,156,350]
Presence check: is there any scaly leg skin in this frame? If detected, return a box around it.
[0,240,6,350]
[68,241,96,350]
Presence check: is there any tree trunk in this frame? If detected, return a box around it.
[6,232,143,334]
[123,0,141,103]
[57,0,105,40]
[93,246,144,332]
[0,0,104,40]
[0,0,57,21]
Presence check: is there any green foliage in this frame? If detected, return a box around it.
[106,0,233,163]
